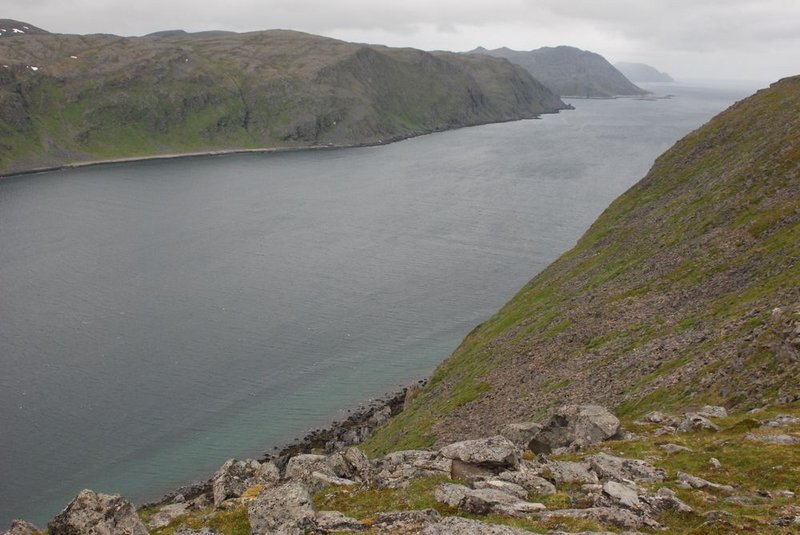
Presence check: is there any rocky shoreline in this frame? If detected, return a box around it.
[140,380,425,510]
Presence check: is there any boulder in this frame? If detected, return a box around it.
[676,471,735,493]
[148,503,190,529]
[599,480,642,510]
[372,509,440,532]
[434,483,544,517]
[313,511,364,533]
[536,506,658,530]
[640,487,693,514]
[761,415,800,427]
[327,447,373,484]
[374,450,452,488]
[310,471,357,488]
[472,479,528,500]
[496,462,556,495]
[284,454,333,489]
[499,422,542,447]
[697,405,728,418]
[440,436,520,469]
[658,443,692,454]
[1,520,39,535]
[419,516,534,534]
[48,489,149,535]
[247,482,315,535]
[744,433,800,445]
[587,453,665,482]
[211,458,279,507]
[174,529,220,535]
[677,413,720,433]
[542,460,599,485]
[528,405,620,453]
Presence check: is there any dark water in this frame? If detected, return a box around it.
[0,82,757,525]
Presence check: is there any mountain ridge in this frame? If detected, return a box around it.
[0,27,567,176]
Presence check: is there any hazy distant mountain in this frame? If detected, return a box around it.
[0,19,49,37]
[470,45,648,98]
[0,26,567,175]
[615,62,675,83]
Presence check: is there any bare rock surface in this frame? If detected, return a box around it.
[313,511,364,533]
[372,509,440,532]
[440,436,520,468]
[587,453,665,482]
[536,506,658,530]
[247,482,315,535]
[148,503,190,529]
[48,489,149,535]
[374,450,452,488]
[472,479,528,500]
[496,461,557,494]
[528,405,620,453]
[327,447,373,484]
[1,520,40,535]
[676,471,735,493]
[744,432,800,444]
[418,516,532,535]
[678,413,720,433]
[499,422,542,447]
[761,415,800,427]
[212,458,279,507]
[543,459,599,484]
[434,483,545,517]
[697,405,728,418]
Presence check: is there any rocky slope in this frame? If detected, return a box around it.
[470,46,647,98]
[0,19,49,38]
[366,75,800,453]
[0,24,567,175]
[615,62,675,83]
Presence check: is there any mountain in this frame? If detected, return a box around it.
[615,61,675,83]
[366,75,800,452]
[470,45,648,98]
[0,28,567,175]
[0,19,49,38]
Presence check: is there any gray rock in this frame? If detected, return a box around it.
[677,413,720,433]
[450,459,498,482]
[543,460,599,484]
[327,447,373,484]
[247,482,315,535]
[440,436,520,469]
[761,415,800,427]
[499,422,542,447]
[372,509,440,532]
[434,483,544,517]
[284,454,333,489]
[708,457,722,470]
[642,411,669,424]
[211,458,279,507]
[676,471,735,493]
[148,503,190,529]
[311,471,358,488]
[658,443,692,454]
[314,511,364,533]
[174,529,220,535]
[587,453,665,483]
[472,479,529,500]
[419,516,532,535]
[600,481,642,510]
[744,433,800,445]
[640,487,693,514]
[2,520,39,535]
[528,405,620,453]
[48,489,149,535]
[374,450,452,488]
[697,405,728,418]
[536,506,658,530]
[496,462,557,495]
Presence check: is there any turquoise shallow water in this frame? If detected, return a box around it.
[0,81,757,525]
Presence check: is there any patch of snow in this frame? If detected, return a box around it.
[2,65,9,68]
[185,58,189,62]
[12,28,25,34]
[28,66,39,71]
[23,26,30,29]
[0,29,6,32]
[70,55,78,59]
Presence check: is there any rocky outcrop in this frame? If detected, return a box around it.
[587,453,665,483]
[313,511,363,533]
[440,435,520,480]
[419,516,533,535]
[373,450,452,488]
[1,520,39,535]
[528,405,620,453]
[147,503,190,529]
[371,510,440,532]
[434,483,545,517]
[247,482,316,535]
[211,458,279,507]
[48,490,148,535]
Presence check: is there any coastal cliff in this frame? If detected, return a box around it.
[0,25,567,175]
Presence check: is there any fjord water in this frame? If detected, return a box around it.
[0,82,754,525]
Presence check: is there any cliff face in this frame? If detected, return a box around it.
[471,45,647,98]
[367,75,800,453]
[0,28,567,175]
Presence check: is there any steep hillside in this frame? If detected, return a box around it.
[471,46,647,98]
[615,61,675,83]
[0,29,566,175]
[366,75,800,453]
[0,19,49,38]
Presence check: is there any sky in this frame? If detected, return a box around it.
[3,0,799,83]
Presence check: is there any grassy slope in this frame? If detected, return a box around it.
[0,30,565,175]
[365,75,800,454]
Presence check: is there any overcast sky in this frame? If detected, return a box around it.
[4,0,798,83]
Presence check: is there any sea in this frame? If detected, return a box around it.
[0,81,761,525]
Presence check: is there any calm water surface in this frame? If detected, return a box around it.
[0,82,757,525]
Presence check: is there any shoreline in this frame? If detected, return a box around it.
[0,110,570,180]
[139,380,425,509]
